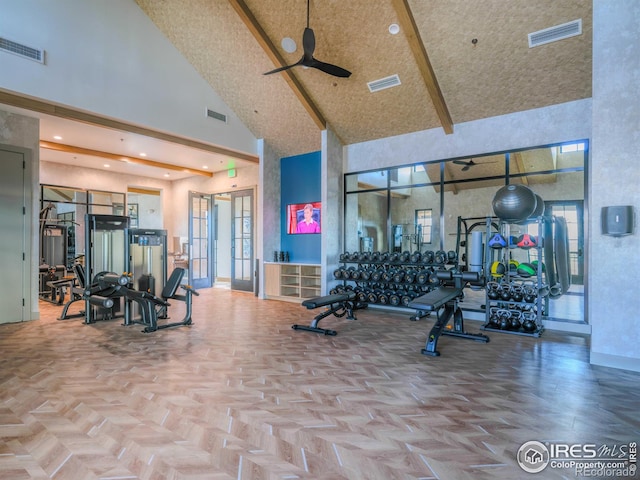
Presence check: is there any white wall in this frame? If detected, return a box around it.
[0,0,257,155]
[345,99,591,172]
[589,0,640,372]
[40,160,174,234]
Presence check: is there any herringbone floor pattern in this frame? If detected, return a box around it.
[1,288,639,480]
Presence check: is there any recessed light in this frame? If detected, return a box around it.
[281,37,297,53]
[140,152,147,157]
[164,173,170,177]
[389,23,400,35]
[53,135,62,140]
[203,165,209,169]
[104,164,110,168]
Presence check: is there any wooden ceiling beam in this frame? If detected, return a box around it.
[512,152,529,185]
[228,0,327,131]
[391,0,454,135]
[442,162,458,195]
[40,141,214,177]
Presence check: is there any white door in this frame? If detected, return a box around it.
[0,147,27,323]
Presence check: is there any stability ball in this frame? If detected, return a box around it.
[492,185,537,222]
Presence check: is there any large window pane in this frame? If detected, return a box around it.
[389,185,439,252]
[345,190,388,253]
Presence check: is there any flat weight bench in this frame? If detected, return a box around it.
[409,271,489,357]
[292,292,358,336]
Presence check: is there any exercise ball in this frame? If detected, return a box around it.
[492,185,537,222]
[517,193,545,224]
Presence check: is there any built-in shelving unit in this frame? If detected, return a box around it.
[264,262,321,302]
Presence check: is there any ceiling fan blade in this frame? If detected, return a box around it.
[308,58,352,78]
[452,160,469,166]
[263,58,303,75]
[462,165,471,172]
[302,27,315,59]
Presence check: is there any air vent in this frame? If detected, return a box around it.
[367,74,401,93]
[0,36,45,63]
[528,19,582,48]
[206,108,227,123]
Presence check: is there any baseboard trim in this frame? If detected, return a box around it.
[590,351,640,373]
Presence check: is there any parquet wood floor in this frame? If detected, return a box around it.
[1,289,639,480]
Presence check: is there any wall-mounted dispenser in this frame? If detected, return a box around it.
[601,205,634,236]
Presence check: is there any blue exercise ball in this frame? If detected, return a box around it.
[492,185,537,222]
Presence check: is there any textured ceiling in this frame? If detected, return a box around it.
[135,0,592,160]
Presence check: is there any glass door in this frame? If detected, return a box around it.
[189,192,212,289]
[230,189,254,292]
[547,201,585,285]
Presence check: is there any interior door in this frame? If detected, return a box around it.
[189,192,213,289]
[546,201,585,285]
[230,189,254,292]
[0,147,27,323]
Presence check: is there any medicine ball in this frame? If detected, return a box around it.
[516,233,537,249]
[488,233,507,249]
[509,259,520,273]
[517,263,536,277]
[490,261,506,278]
[492,184,537,222]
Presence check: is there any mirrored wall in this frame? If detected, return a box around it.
[344,140,587,323]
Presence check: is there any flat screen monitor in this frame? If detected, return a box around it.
[287,202,321,234]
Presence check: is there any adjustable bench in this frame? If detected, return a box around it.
[409,271,489,356]
[292,292,359,336]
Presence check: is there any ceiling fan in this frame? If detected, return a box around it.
[263,0,351,78]
[452,158,498,171]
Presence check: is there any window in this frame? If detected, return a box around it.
[415,209,432,244]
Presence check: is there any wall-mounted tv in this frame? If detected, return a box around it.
[287,202,321,234]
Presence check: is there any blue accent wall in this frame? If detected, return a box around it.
[280,151,321,263]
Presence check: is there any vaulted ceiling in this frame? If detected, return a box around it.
[135,0,592,160]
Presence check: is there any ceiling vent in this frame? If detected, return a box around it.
[0,36,45,63]
[367,74,401,93]
[528,19,582,48]
[206,108,227,123]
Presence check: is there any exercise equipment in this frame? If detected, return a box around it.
[409,270,489,357]
[488,233,507,249]
[129,229,167,297]
[516,233,537,249]
[84,214,130,324]
[490,261,506,277]
[123,267,198,333]
[58,263,87,320]
[292,292,360,335]
[492,184,537,222]
[553,216,571,298]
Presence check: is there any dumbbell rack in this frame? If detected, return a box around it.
[333,250,458,312]
[481,216,547,337]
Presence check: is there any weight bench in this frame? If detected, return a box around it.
[409,271,489,357]
[292,292,358,336]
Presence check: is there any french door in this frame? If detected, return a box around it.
[230,189,254,292]
[189,192,213,289]
[546,201,585,285]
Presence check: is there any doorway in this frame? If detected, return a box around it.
[230,189,254,292]
[0,146,30,324]
[189,191,213,289]
[546,201,585,286]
